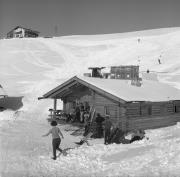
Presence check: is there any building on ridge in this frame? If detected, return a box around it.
[7,26,39,38]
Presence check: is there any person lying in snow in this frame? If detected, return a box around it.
[109,128,147,144]
[75,132,93,146]
[128,129,146,143]
[42,120,64,160]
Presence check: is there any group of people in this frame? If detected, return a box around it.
[93,113,124,145]
[66,104,91,123]
[42,112,147,160]
[107,127,146,144]
[93,113,146,145]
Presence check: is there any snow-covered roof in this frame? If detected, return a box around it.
[43,76,180,102]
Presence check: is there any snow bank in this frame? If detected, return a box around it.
[8,123,178,177]
[23,123,179,177]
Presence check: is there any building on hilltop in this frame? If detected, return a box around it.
[7,26,39,38]
[39,76,180,132]
[110,65,140,80]
[84,65,140,81]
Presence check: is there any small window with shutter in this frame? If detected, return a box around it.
[104,106,110,116]
[148,105,152,115]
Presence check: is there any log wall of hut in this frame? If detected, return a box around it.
[62,84,180,131]
[93,92,120,125]
[126,101,180,130]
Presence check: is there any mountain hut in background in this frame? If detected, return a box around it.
[7,26,39,38]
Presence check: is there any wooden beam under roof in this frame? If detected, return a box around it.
[56,89,73,99]
[43,76,77,98]
[41,76,126,104]
[44,80,78,98]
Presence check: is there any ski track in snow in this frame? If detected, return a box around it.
[1,28,180,176]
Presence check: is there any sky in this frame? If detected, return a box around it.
[0,0,180,37]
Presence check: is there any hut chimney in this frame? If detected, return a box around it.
[88,67,105,78]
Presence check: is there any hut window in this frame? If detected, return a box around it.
[173,101,180,113]
[148,105,152,115]
[174,105,177,113]
[104,106,110,115]
[139,105,142,115]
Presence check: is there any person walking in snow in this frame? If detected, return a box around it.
[42,120,64,160]
[158,59,161,64]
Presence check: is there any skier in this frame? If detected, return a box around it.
[158,59,161,64]
[42,120,64,160]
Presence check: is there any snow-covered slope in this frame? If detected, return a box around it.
[1,27,180,99]
[1,27,180,177]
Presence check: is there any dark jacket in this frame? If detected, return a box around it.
[96,115,105,124]
[104,119,112,131]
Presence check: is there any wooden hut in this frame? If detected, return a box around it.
[39,76,180,132]
[7,26,39,38]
